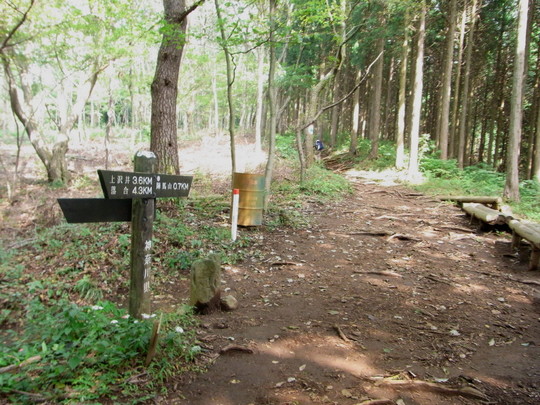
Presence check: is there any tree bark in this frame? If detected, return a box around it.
[504,0,530,201]
[214,0,237,175]
[254,46,265,153]
[330,73,341,148]
[449,4,468,159]
[437,0,457,160]
[457,0,479,169]
[264,0,277,210]
[368,18,385,160]
[395,11,410,169]
[350,70,362,155]
[407,1,425,182]
[150,0,204,175]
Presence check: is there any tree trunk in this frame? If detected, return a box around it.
[330,73,341,148]
[368,22,385,160]
[2,55,98,184]
[504,0,530,201]
[528,35,540,179]
[457,0,479,169]
[254,46,265,153]
[449,4,468,159]
[395,12,410,169]
[437,0,457,160]
[214,0,237,175]
[264,0,277,210]
[350,70,362,155]
[407,1,425,182]
[533,96,540,181]
[150,0,188,174]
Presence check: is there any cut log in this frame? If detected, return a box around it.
[462,203,508,225]
[439,195,502,210]
[508,219,540,271]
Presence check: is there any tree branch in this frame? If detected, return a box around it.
[0,0,36,53]
[179,0,206,21]
[298,51,383,131]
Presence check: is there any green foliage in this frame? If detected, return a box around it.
[419,159,505,196]
[268,165,351,228]
[513,180,540,222]
[0,300,198,403]
[153,197,255,275]
[276,132,298,160]
[418,157,539,221]
[420,157,461,178]
[300,165,351,197]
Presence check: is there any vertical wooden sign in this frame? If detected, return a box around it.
[58,151,193,319]
[129,151,157,318]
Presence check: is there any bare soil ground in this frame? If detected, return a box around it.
[166,173,540,405]
[1,139,539,405]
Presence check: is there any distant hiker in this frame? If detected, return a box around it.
[315,139,324,151]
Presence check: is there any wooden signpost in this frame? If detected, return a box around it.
[58,151,193,318]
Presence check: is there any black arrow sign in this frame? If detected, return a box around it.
[57,198,132,223]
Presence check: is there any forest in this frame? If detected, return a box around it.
[1,0,539,203]
[2,1,540,404]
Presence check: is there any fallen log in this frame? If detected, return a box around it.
[508,219,540,271]
[462,203,508,225]
[219,344,254,355]
[439,195,502,210]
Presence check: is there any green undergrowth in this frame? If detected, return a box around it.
[324,135,538,222]
[0,191,260,403]
[0,300,198,404]
[418,158,540,221]
[266,164,352,228]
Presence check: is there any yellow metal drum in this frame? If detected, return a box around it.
[232,172,265,226]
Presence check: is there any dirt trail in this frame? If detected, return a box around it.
[164,173,540,405]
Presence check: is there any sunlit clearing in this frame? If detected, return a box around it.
[258,337,380,377]
[344,168,425,187]
[458,283,490,294]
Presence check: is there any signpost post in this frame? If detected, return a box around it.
[57,151,193,318]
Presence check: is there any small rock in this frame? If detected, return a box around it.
[221,295,239,311]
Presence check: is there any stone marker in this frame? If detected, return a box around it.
[221,295,239,311]
[190,254,222,314]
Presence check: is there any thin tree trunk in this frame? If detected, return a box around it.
[407,1,426,182]
[254,46,265,153]
[457,0,479,169]
[350,70,362,155]
[330,73,341,148]
[264,0,277,209]
[368,23,385,160]
[437,0,457,160]
[214,0,237,175]
[504,0,530,201]
[450,4,468,159]
[395,12,410,169]
[533,97,540,181]
[382,57,395,140]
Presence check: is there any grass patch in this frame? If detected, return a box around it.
[0,300,198,403]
